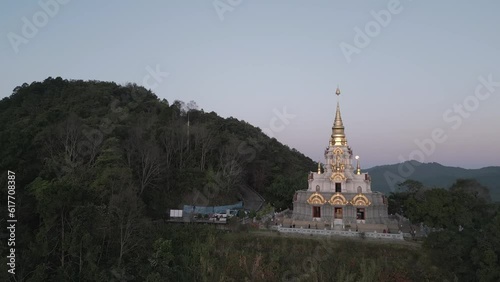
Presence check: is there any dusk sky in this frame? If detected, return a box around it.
[1,1,499,169]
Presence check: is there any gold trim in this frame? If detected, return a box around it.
[328,192,348,206]
[307,192,326,205]
[350,193,371,206]
[330,172,346,182]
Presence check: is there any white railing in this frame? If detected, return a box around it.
[277,227,404,240]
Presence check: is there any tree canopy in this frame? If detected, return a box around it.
[388,179,500,281]
[0,77,315,280]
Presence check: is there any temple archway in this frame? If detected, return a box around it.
[328,192,348,205]
[351,193,371,206]
[330,172,346,182]
[307,192,326,205]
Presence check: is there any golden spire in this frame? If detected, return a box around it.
[331,101,346,146]
[317,162,322,174]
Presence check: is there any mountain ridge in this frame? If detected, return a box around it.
[365,161,500,201]
[368,160,497,171]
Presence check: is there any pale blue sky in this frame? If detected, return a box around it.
[1,0,499,168]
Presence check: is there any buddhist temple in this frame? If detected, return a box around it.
[292,87,389,230]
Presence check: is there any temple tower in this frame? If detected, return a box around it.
[292,86,388,230]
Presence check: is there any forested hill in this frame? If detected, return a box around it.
[0,78,316,279]
[0,77,315,217]
[367,161,500,201]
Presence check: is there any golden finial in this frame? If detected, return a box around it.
[317,162,322,174]
[335,86,341,96]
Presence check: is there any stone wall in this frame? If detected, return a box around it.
[277,227,404,240]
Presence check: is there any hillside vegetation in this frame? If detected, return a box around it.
[123,225,448,282]
[0,77,315,280]
[388,179,500,281]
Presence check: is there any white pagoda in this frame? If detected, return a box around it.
[292,87,389,229]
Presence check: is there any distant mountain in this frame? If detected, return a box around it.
[366,161,500,201]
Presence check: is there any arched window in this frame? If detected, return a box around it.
[357,186,362,194]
